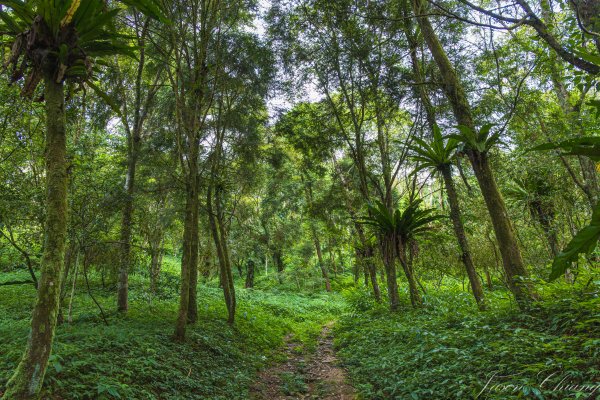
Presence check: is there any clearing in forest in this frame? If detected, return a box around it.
[251,322,356,400]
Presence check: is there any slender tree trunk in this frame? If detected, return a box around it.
[397,238,422,308]
[364,245,381,302]
[4,78,68,399]
[411,0,537,307]
[187,199,199,324]
[216,188,236,324]
[313,233,332,292]
[116,20,152,312]
[173,155,199,342]
[441,167,486,309]
[381,235,400,310]
[245,260,255,288]
[67,250,80,323]
[207,185,236,324]
[149,237,163,294]
[117,134,139,312]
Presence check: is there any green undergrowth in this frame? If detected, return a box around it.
[335,280,600,400]
[0,271,345,399]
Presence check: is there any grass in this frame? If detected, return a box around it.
[0,269,345,399]
[335,280,600,400]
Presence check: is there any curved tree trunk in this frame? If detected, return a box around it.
[469,151,538,305]
[4,78,68,399]
[441,167,486,310]
[411,0,537,307]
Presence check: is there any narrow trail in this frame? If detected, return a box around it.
[250,322,356,399]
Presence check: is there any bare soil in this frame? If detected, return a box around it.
[250,322,356,399]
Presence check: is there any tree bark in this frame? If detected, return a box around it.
[381,235,401,310]
[412,0,537,307]
[469,151,538,305]
[117,131,139,312]
[397,238,422,308]
[245,259,255,288]
[207,185,236,324]
[313,232,332,292]
[441,167,486,309]
[4,78,68,399]
[173,153,199,342]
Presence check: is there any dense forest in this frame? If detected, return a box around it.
[0,0,599,399]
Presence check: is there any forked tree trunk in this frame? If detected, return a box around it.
[411,0,538,307]
[441,167,486,309]
[4,78,68,399]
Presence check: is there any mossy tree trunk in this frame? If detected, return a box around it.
[4,77,68,399]
[441,166,486,310]
[468,151,538,305]
[411,0,537,307]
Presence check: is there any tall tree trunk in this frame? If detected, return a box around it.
[207,185,236,323]
[216,187,236,324]
[173,153,199,342]
[116,19,153,312]
[4,78,68,399]
[313,232,332,292]
[441,167,486,309]
[245,260,255,288]
[149,246,161,294]
[397,238,422,308]
[187,199,199,324]
[364,244,381,302]
[381,235,400,310]
[117,133,139,312]
[411,0,537,307]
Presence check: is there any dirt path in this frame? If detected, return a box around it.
[250,322,356,399]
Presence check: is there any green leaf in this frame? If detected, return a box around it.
[549,201,600,281]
